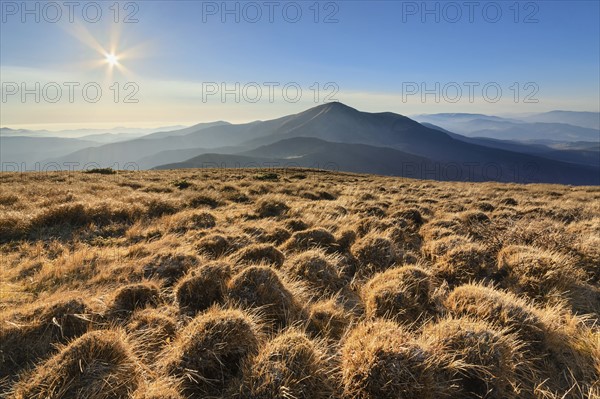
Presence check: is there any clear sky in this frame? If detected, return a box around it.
[1,0,599,129]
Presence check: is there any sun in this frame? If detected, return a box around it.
[105,52,119,66]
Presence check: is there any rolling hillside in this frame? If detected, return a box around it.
[1,169,598,398]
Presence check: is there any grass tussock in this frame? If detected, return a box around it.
[13,330,142,399]
[255,197,290,218]
[497,245,584,300]
[175,261,232,315]
[240,329,332,399]
[283,227,338,252]
[231,243,285,267]
[126,308,177,364]
[444,283,547,346]
[307,298,351,340]
[352,233,399,278]
[195,233,230,258]
[284,250,346,297]
[162,307,260,397]
[107,282,161,316]
[0,297,92,379]
[1,169,599,398]
[226,265,304,328]
[422,317,524,398]
[362,265,436,324]
[444,283,600,396]
[434,242,496,286]
[341,320,456,399]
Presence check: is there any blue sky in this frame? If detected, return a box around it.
[1,0,599,129]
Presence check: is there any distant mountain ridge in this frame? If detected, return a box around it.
[154,103,599,185]
[413,112,600,141]
[520,110,600,130]
[5,103,599,185]
[0,125,187,139]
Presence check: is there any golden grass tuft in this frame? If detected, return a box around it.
[434,242,495,286]
[422,317,523,398]
[162,307,260,397]
[255,197,290,218]
[107,282,160,316]
[285,218,310,232]
[341,320,456,399]
[283,227,338,252]
[444,283,600,396]
[256,226,292,245]
[0,297,92,378]
[307,298,351,340]
[444,283,546,346]
[194,233,230,258]
[497,245,584,300]
[362,265,435,324]
[231,243,285,267]
[241,329,332,399]
[351,233,398,277]
[285,249,346,297]
[166,210,216,233]
[126,308,177,365]
[13,330,142,399]
[175,261,232,315]
[390,208,425,226]
[226,265,303,328]
[421,234,471,258]
[336,228,357,251]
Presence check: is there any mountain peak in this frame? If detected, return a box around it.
[310,101,359,114]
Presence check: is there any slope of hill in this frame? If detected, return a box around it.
[1,169,598,398]
[156,137,435,177]
[423,123,600,168]
[140,121,231,140]
[135,146,246,170]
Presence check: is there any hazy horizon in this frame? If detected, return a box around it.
[2,104,599,132]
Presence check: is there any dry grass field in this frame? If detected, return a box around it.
[0,168,599,398]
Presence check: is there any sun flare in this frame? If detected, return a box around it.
[105,53,119,66]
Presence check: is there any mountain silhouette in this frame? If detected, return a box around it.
[44,103,598,184]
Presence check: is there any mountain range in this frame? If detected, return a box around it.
[1,103,598,184]
[412,112,599,142]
